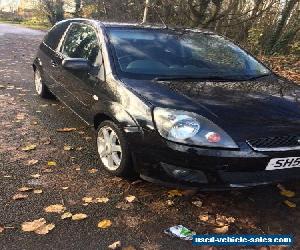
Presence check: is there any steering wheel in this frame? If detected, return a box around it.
[118,55,135,69]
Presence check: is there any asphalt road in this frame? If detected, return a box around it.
[0,23,300,250]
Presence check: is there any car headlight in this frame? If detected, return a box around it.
[153,108,238,148]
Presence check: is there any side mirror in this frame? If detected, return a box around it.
[62,58,91,71]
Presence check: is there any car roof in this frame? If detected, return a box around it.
[59,18,215,34]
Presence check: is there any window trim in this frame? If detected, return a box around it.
[58,22,103,66]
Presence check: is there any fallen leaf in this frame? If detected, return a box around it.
[0,226,4,233]
[88,168,98,174]
[3,175,12,178]
[26,159,38,166]
[125,195,136,203]
[166,200,174,206]
[47,161,57,166]
[76,147,83,151]
[213,225,229,234]
[34,223,55,235]
[61,212,72,219]
[98,219,112,229]
[108,241,121,249]
[32,121,38,125]
[84,137,92,140]
[75,167,81,171]
[63,145,73,151]
[44,204,66,213]
[57,128,77,132]
[33,189,43,194]
[277,184,295,198]
[18,187,33,192]
[21,218,46,232]
[95,197,109,203]
[30,174,41,178]
[280,190,295,198]
[192,200,203,208]
[16,113,26,120]
[21,144,36,151]
[167,189,183,198]
[43,169,53,173]
[284,200,296,208]
[62,187,69,190]
[72,213,88,220]
[199,213,209,222]
[13,193,28,200]
[82,197,93,203]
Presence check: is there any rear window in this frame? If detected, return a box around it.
[43,21,71,50]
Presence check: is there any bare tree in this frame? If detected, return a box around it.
[39,0,64,25]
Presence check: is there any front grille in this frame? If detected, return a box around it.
[247,135,300,151]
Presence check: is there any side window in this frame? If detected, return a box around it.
[62,24,101,65]
[44,21,70,50]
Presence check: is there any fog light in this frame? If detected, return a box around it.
[161,163,208,184]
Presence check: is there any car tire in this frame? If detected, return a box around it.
[34,68,53,98]
[96,120,133,177]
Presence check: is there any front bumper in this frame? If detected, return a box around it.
[127,130,300,189]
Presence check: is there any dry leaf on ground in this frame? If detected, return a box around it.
[21,218,46,232]
[62,187,69,190]
[166,200,174,206]
[167,189,183,198]
[63,145,73,151]
[108,241,121,249]
[44,204,66,213]
[18,187,33,192]
[47,161,57,166]
[88,168,98,174]
[61,212,72,219]
[82,197,93,203]
[21,144,36,151]
[13,193,28,200]
[199,213,209,222]
[192,200,203,208]
[34,223,55,235]
[277,184,295,198]
[0,226,4,233]
[72,213,88,220]
[95,197,109,203]
[57,128,77,132]
[283,200,296,208]
[26,159,38,166]
[213,225,229,234]
[98,219,112,229]
[33,189,43,194]
[30,174,41,178]
[125,195,136,203]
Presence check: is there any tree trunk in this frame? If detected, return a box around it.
[266,0,298,54]
[142,0,150,23]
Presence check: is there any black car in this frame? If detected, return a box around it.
[33,18,300,189]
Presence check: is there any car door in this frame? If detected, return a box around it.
[59,23,105,123]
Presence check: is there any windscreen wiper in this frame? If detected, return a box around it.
[153,76,239,82]
[246,73,272,81]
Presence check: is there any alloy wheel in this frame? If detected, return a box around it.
[97,126,122,171]
[34,70,43,95]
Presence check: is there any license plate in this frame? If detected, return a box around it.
[266,157,300,171]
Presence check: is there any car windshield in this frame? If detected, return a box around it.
[106,27,270,81]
